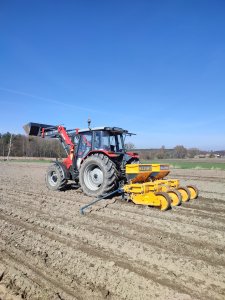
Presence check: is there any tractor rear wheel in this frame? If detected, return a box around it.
[45,163,67,191]
[79,153,118,197]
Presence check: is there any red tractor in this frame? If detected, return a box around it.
[24,121,139,197]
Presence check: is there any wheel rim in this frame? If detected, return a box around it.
[84,164,103,191]
[49,171,59,186]
[160,196,169,210]
[178,188,189,202]
[187,185,198,199]
[167,190,182,206]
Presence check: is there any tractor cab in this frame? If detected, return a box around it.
[75,127,139,169]
[75,127,137,169]
[76,127,127,157]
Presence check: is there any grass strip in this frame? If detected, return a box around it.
[142,160,225,170]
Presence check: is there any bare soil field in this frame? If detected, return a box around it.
[0,162,225,300]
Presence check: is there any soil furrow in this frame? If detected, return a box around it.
[1,206,225,269]
[1,196,225,254]
[2,189,225,232]
[1,162,225,300]
[0,249,81,300]
[1,211,225,300]
[0,223,197,300]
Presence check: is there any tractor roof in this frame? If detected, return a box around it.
[78,127,129,134]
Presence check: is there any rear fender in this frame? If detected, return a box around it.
[79,150,125,178]
[79,150,120,167]
[84,150,120,159]
[126,151,139,159]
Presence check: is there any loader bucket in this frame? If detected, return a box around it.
[23,122,55,136]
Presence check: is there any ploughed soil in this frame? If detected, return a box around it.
[0,162,225,300]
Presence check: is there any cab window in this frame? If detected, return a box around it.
[77,132,92,158]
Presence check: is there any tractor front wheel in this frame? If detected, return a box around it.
[45,163,67,191]
[79,154,118,197]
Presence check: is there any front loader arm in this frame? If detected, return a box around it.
[56,126,75,169]
[23,122,77,169]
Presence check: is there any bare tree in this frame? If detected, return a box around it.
[173,145,187,159]
[156,145,166,159]
[187,148,200,158]
[7,134,13,160]
[125,142,135,150]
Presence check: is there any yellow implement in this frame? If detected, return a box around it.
[124,164,199,210]
[125,163,170,182]
[123,182,171,210]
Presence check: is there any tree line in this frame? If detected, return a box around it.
[134,145,201,160]
[0,132,65,158]
[0,133,200,159]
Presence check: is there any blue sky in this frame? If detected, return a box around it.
[0,0,225,150]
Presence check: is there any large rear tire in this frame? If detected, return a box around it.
[79,154,118,197]
[45,163,67,191]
